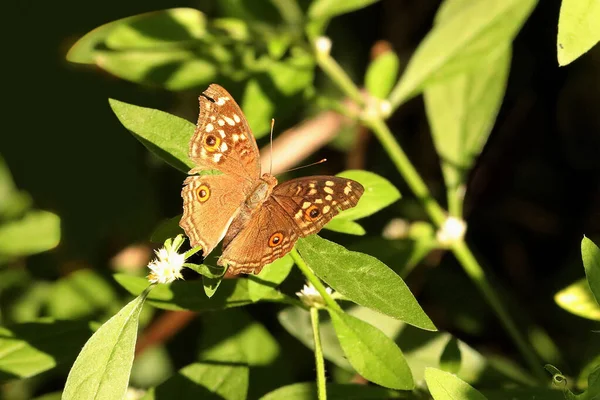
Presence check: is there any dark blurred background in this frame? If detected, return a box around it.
[2,0,600,381]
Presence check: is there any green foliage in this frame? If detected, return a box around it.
[260,382,402,399]
[557,0,600,65]
[425,367,487,400]
[582,236,600,305]
[365,51,400,100]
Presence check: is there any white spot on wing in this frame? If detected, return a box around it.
[218,119,225,126]
[213,153,222,162]
[205,123,214,132]
[326,181,334,186]
[324,187,334,194]
[344,186,352,195]
[302,202,311,209]
[323,206,331,214]
[219,129,226,138]
[221,142,228,152]
[223,116,235,126]
[233,114,241,123]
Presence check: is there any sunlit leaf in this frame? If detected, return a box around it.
[440,338,462,374]
[0,320,93,382]
[260,382,402,399]
[109,99,194,172]
[247,254,294,302]
[557,0,600,66]
[554,279,600,321]
[324,218,366,236]
[425,367,487,400]
[328,309,414,390]
[0,210,60,257]
[390,0,536,106]
[63,290,149,400]
[296,235,436,331]
[336,170,401,221]
[582,236,600,305]
[308,0,381,20]
[365,51,400,99]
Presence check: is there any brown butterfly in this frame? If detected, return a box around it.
[179,84,364,275]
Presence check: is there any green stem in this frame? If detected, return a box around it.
[314,46,546,382]
[290,248,343,312]
[311,307,327,400]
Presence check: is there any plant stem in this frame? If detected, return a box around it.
[291,248,343,312]
[311,307,327,400]
[313,46,546,382]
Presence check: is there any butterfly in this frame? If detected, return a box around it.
[179,84,364,275]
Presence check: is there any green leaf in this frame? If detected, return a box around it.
[482,388,565,400]
[151,215,184,243]
[0,155,32,220]
[365,51,400,99]
[260,382,402,399]
[241,78,275,138]
[62,290,149,400]
[114,274,288,311]
[97,49,218,91]
[557,0,600,66]
[184,263,226,279]
[105,8,207,49]
[323,218,366,236]
[582,236,600,305]
[440,338,462,374]
[336,170,401,221]
[554,278,600,320]
[425,367,487,400]
[48,269,118,320]
[390,0,537,106]
[424,45,510,216]
[141,361,249,400]
[296,235,436,331]
[0,210,60,257]
[203,274,223,298]
[328,309,414,390]
[109,99,195,173]
[247,254,294,302]
[308,0,381,20]
[0,320,93,382]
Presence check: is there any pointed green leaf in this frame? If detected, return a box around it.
[557,0,600,66]
[63,290,149,400]
[184,263,226,279]
[151,215,184,243]
[296,235,436,331]
[0,210,60,257]
[308,0,381,20]
[555,278,600,320]
[0,320,93,382]
[582,236,600,305]
[328,309,413,390]
[336,170,401,221]
[365,51,400,99]
[324,218,366,235]
[203,274,223,298]
[425,367,487,400]
[109,99,195,172]
[390,0,536,106]
[440,338,462,374]
[260,382,402,399]
[247,254,294,302]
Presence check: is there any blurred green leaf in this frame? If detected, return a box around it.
[260,382,402,399]
[578,354,600,389]
[203,274,223,298]
[63,290,149,400]
[0,320,93,382]
[151,215,185,243]
[323,218,366,236]
[0,155,31,220]
[425,367,487,400]
[557,0,600,66]
[365,51,400,99]
[130,346,174,390]
[33,392,63,400]
[247,254,294,302]
[482,388,565,400]
[48,269,118,320]
[109,99,194,172]
[241,78,275,137]
[328,309,414,390]
[336,170,401,221]
[554,278,600,320]
[114,273,289,311]
[582,236,600,305]
[105,8,207,49]
[296,235,436,331]
[424,44,510,216]
[0,210,60,257]
[142,361,249,400]
[440,338,462,374]
[390,0,537,106]
[308,0,381,20]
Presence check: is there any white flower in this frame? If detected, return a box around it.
[315,36,332,56]
[147,236,186,284]
[296,282,333,307]
[436,216,467,246]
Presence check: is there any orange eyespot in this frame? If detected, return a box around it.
[305,205,320,221]
[204,134,221,152]
[268,232,284,247]
[196,184,210,202]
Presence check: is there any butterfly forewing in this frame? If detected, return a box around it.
[271,176,365,237]
[188,84,260,180]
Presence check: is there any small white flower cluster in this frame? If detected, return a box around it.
[296,282,333,308]
[436,216,467,246]
[147,235,187,284]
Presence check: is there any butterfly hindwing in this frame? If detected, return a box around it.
[188,84,261,180]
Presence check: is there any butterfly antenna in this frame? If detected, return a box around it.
[269,118,275,175]
[280,158,327,174]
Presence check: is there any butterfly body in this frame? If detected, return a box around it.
[180,84,364,275]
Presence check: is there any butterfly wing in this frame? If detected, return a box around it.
[188,84,260,180]
[180,174,249,257]
[218,176,364,274]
